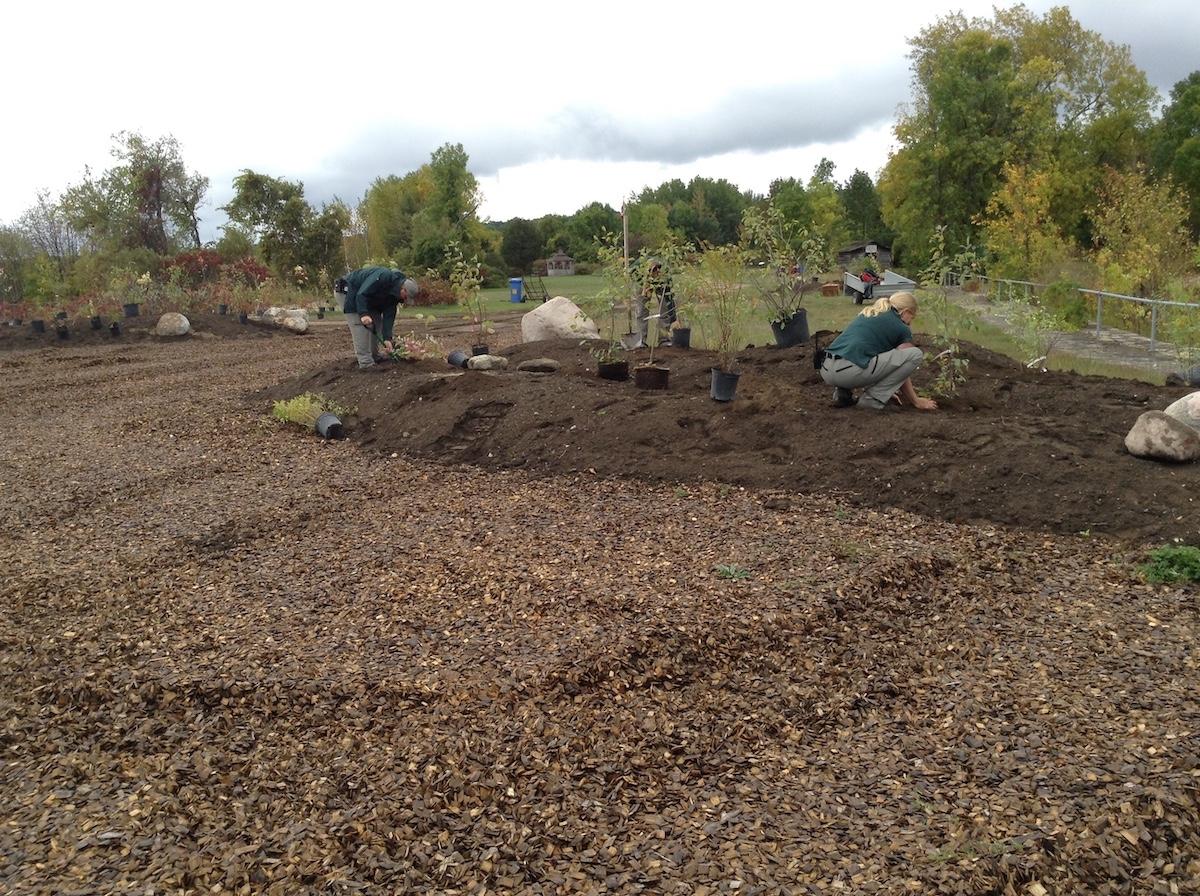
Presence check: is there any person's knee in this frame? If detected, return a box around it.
[900,345,923,364]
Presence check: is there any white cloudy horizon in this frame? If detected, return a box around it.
[3,0,1197,242]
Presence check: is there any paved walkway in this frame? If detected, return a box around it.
[946,287,1190,379]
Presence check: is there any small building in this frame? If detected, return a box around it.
[836,240,892,270]
[546,250,576,277]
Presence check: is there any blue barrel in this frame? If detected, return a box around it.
[509,277,524,303]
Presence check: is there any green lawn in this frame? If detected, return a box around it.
[397,274,1166,383]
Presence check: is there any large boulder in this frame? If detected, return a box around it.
[1124,411,1200,463]
[1163,391,1200,432]
[521,296,598,342]
[263,306,309,323]
[155,312,191,337]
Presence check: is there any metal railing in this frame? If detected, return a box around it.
[963,275,1199,354]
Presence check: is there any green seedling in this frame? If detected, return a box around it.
[715,563,750,581]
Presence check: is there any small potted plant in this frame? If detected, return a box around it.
[578,232,637,380]
[681,245,753,401]
[29,297,49,334]
[5,300,27,326]
[448,243,492,355]
[741,203,827,348]
[271,392,353,440]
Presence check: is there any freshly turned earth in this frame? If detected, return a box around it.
[1,311,1197,895]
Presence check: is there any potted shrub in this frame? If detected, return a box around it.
[448,243,492,354]
[741,203,827,348]
[681,246,753,401]
[29,297,49,334]
[124,271,152,317]
[4,300,27,326]
[581,231,636,380]
[271,393,353,440]
[633,336,669,390]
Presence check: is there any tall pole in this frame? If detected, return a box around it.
[622,202,630,275]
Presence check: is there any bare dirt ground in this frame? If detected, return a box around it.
[1,313,1197,895]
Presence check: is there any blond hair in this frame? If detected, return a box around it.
[861,291,917,318]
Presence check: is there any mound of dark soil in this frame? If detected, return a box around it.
[0,310,290,349]
[258,336,1199,545]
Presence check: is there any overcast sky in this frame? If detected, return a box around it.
[3,1,1197,242]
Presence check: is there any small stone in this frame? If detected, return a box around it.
[517,358,561,373]
[467,354,509,371]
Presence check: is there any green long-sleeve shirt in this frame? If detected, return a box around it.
[342,266,409,339]
[825,308,912,368]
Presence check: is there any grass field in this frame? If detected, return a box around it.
[394,273,1167,382]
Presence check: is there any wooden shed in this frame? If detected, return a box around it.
[836,240,892,269]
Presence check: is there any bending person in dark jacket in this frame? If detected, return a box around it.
[820,291,938,411]
[339,267,419,370]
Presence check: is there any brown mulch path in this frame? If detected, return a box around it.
[1,320,1197,895]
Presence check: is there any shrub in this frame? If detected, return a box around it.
[271,393,353,429]
[228,257,271,287]
[1141,545,1200,585]
[167,249,225,287]
[409,276,456,306]
[1040,280,1090,329]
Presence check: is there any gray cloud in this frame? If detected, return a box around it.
[296,64,911,209]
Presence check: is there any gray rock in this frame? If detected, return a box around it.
[1163,391,1200,432]
[517,358,561,373]
[154,312,190,337]
[1124,411,1200,462]
[281,315,309,334]
[520,296,598,342]
[467,354,509,371]
[263,306,308,323]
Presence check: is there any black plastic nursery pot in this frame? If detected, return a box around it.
[315,412,344,440]
[671,327,692,349]
[770,309,809,348]
[634,364,669,390]
[109,322,121,337]
[90,315,102,330]
[471,344,489,356]
[31,319,46,334]
[447,350,470,369]
[56,326,69,341]
[710,368,741,402]
[123,302,140,318]
[238,312,249,324]
[218,303,228,315]
[55,311,68,321]
[597,360,630,381]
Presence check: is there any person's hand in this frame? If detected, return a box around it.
[360,314,373,327]
[383,340,393,354]
[913,396,938,411]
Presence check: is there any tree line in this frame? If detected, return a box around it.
[1,3,1197,308]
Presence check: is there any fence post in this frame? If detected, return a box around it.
[1150,304,1158,351]
[1095,295,1103,335]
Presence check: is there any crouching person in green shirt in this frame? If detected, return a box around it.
[819,291,938,411]
[338,267,419,370]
